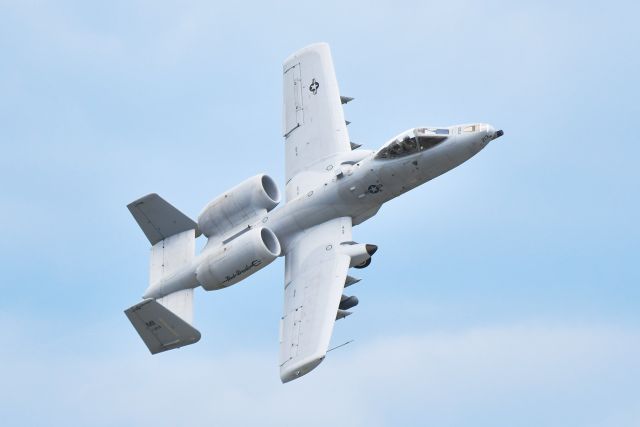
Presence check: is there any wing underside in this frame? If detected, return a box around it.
[279,44,358,383]
[282,43,351,200]
[279,217,352,382]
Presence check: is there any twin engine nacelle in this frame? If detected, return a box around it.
[143,225,281,299]
[194,174,283,291]
[192,174,379,292]
[196,226,281,291]
[197,174,280,239]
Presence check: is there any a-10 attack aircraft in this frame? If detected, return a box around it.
[124,42,504,383]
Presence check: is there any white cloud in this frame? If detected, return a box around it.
[1,318,638,426]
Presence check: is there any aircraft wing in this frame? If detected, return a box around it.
[279,217,352,382]
[282,43,351,200]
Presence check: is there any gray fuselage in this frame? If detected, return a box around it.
[267,123,501,253]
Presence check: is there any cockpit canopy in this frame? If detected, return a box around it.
[375,127,449,160]
[462,123,489,133]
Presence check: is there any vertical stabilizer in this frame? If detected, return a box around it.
[127,193,199,245]
[125,299,200,354]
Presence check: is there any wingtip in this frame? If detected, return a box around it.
[126,193,158,209]
[283,42,331,68]
[280,355,325,383]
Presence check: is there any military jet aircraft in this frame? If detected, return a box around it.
[125,42,503,383]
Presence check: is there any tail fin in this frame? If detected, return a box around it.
[124,299,201,354]
[125,194,201,354]
[127,193,199,245]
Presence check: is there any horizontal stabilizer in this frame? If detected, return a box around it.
[350,142,362,150]
[340,96,354,104]
[128,193,198,245]
[124,299,201,354]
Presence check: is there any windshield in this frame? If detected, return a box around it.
[376,128,448,160]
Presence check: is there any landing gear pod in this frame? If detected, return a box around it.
[340,242,378,268]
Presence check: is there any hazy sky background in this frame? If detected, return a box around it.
[1,1,639,426]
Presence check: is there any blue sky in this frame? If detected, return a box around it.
[1,1,639,426]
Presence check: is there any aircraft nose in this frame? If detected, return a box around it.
[485,124,504,141]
